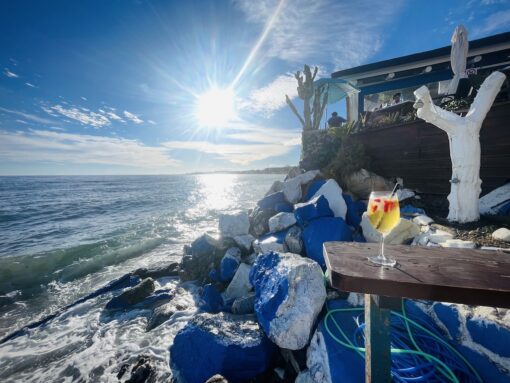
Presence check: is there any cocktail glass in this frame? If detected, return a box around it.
[366,191,400,267]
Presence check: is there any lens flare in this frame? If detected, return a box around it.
[195,87,236,128]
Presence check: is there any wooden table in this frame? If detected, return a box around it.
[323,242,510,383]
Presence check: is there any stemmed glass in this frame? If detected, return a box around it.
[366,191,400,267]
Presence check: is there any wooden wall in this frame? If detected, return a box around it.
[351,102,510,195]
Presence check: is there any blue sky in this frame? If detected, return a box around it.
[0,0,509,175]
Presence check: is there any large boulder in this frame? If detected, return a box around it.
[265,180,284,196]
[170,312,276,383]
[233,234,255,252]
[220,247,242,282]
[253,231,287,254]
[105,278,155,310]
[250,252,326,350]
[342,194,364,228]
[310,179,347,220]
[282,170,321,204]
[303,179,327,201]
[294,195,333,227]
[269,212,297,233]
[219,212,250,238]
[249,206,275,237]
[258,191,286,210]
[133,262,179,279]
[285,226,303,255]
[343,168,394,199]
[222,263,253,302]
[302,217,352,268]
[200,284,224,313]
[360,213,420,244]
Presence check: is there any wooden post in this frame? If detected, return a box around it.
[364,294,391,383]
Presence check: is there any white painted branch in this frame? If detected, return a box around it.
[414,71,506,223]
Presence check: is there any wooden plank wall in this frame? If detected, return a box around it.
[352,102,510,195]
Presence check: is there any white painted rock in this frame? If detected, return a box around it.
[427,230,455,244]
[413,215,434,226]
[361,213,420,244]
[440,239,476,249]
[233,234,255,252]
[219,212,250,238]
[492,228,510,242]
[253,235,286,254]
[223,263,252,301]
[282,177,302,204]
[311,179,347,220]
[251,252,326,350]
[480,183,510,215]
[268,212,297,233]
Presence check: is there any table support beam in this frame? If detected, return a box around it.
[365,294,391,383]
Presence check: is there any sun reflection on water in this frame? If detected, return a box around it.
[198,173,238,211]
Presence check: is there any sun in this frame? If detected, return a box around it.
[195,87,236,128]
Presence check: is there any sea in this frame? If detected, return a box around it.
[0,174,281,382]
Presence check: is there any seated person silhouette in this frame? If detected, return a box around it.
[327,112,345,128]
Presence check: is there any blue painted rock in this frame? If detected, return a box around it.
[294,195,333,227]
[303,179,326,201]
[199,284,223,313]
[302,217,352,268]
[309,179,347,219]
[231,293,255,315]
[343,193,363,228]
[220,247,241,282]
[170,312,276,383]
[274,202,294,213]
[250,252,326,350]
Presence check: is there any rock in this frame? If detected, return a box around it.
[220,247,242,282]
[397,188,415,201]
[147,286,195,330]
[170,312,276,383]
[294,195,334,227]
[190,233,223,258]
[253,231,287,254]
[269,212,297,233]
[250,252,326,350]
[285,226,303,255]
[274,202,294,213]
[205,375,229,383]
[180,234,226,282]
[284,166,303,180]
[231,293,256,315]
[258,191,286,210]
[243,253,258,265]
[265,180,284,196]
[303,179,327,201]
[427,229,455,244]
[223,263,253,301]
[412,215,434,226]
[400,205,425,217]
[282,177,302,204]
[361,213,420,245]
[342,194,364,228]
[133,262,179,279]
[440,239,476,249]
[249,206,275,237]
[200,284,224,313]
[219,212,250,238]
[303,217,352,268]
[310,179,347,220]
[105,278,155,310]
[233,234,255,252]
[117,355,155,383]
[132,289,173,310]
[343,168,394,199]
[479,182,510,215]
[492,228,510,242]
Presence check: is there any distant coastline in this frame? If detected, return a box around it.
[186,166,293,175]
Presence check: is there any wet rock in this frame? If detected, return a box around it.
[205,375,229,383]
[294,195,333,227]
[180,234,226,282]
[200,284,224,313]
[310,179,347,220]
[250,252,326,350]
[170,312,276,383]
[249,206,275,237]
[105,278,155,310]
[147,286,194,331]
[219,212,250,238]
[231,293,256,315]
[122,355,155,383]
[222,263,252,301]
[285,226,303,255]
[233,234,254,252]
[133,262,179,279]
[303,217,352,268]
[492,228,510,242]
[220,247,241,282]
[269,212,297,233]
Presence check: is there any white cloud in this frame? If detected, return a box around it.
[0,107,56,125]
[0,129,178,169]
[49,105,111,128]
[25,82,36,88]
[3,68,19,78]
[233,0,404,69]
[243,73,298,114]
[147,120,157,125]
[107,111,124,122]
[123,110,144,124]
[472,9,510,36]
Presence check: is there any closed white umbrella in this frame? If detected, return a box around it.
[447,25,469,95]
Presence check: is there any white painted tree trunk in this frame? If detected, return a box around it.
[414,71,506,223]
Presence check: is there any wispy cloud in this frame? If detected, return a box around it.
[50,105,111,128]
[0,107,56,125]
[472,9,510,36]
[25,82,36,88]
[123,110,144,124]
[107,111,125,122]
[233,0,404,69]
[3,68,19,78]
[0,129,178,169]
[242,73,298,115]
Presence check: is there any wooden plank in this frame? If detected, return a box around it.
[324,242,510,308]
[365,294,392,383]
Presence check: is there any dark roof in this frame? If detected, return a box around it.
[332,31,510,79]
